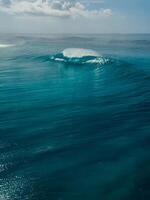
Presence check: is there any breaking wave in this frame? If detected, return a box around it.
[50,48,110,65]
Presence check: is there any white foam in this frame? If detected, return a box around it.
[86,57,109,64]
[55,58,64,62]
[62,48,99,58]
[0,44,14,48]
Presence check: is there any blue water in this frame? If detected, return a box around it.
[0,34,150,200]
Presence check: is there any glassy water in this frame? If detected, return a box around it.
[0,34,150,200]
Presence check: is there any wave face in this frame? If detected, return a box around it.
[50,48,110,65]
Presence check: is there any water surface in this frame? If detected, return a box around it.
[0,34,150,200]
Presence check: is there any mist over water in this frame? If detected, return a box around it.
[0,34,150,200]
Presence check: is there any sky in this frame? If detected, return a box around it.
[0,0,149,34]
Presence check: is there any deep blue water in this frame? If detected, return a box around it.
[0,34,150,200]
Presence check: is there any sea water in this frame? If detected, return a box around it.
[0,34,150,200]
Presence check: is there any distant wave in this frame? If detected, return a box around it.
[50,48,110,65]
[0,43,15,48]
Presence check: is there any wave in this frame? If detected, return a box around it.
[0,43,14,48]
[50,48,110,65]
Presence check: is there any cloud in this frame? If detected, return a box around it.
[102,9,113,17]
[0,0,113,18]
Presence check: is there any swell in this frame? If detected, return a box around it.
[5,51,110,66]
[7,54,51,63]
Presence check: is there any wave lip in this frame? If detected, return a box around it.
[62,48,99,58]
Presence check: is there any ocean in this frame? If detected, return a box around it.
[0,34,150,200]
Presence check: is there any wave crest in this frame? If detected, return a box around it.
[62,48,99,58]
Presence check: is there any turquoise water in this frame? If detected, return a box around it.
[0,34,150,200]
